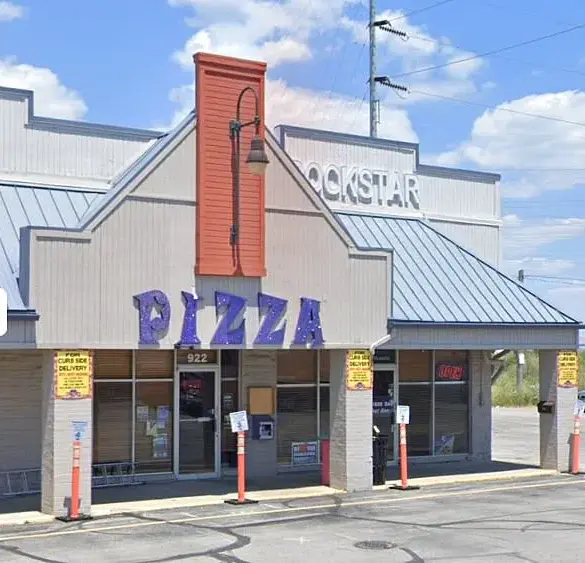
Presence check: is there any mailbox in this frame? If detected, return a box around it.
[537,400,555,414]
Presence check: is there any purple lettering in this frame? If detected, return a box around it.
[177,291,201,346]
[211,291,246,345]
[133,290,171,345]
[293,297,325,348]
[254,292,287,346]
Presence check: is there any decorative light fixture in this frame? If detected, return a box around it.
[229,86,269,246]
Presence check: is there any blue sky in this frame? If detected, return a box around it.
[1,0,585,324]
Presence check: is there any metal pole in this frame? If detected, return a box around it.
[516,269,525,393]
[369,0,377,138]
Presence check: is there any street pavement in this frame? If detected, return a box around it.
[492,406,585,470]
[0,476,584,562]
[0,408,583,561]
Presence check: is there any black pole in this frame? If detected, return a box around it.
[230,87,261,247]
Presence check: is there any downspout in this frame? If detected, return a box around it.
[369,329,394,354]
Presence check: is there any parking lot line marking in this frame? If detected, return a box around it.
[0,477,581,544]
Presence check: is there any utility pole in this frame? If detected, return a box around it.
[369,0,378,138]
[516,269,526,392]
[368,4,408,137]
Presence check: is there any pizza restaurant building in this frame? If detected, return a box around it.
[0,52,581,518]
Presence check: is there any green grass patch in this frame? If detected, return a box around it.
[492,350,585,408]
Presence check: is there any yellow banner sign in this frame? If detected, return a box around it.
[557,350,579,389]
[54,350,93,400]
[346,350,373,391]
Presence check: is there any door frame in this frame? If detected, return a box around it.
[174,364,221,480]
[372,360,399,467]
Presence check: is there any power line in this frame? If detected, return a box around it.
[408,32,585,79]
[388,0,458,23]
[392,21,585,79]
[407,88,585,128]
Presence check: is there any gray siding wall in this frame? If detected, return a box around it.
[0,320,36,348]
[469,351,492,460]
[428,219,502,267]
[388,325,579,350]
[0,351,43,471]
[240,350,277,477]
[0,92,155,186]
[25,131,390,349]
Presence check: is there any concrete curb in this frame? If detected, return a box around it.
[0,469,563,527]
[374,468,559,490]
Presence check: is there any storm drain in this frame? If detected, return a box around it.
[354,540,395,551]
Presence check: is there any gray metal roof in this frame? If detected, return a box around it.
[0,182,105,310]
[336,212,579,326]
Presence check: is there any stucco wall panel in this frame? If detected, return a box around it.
[0,351,43,471]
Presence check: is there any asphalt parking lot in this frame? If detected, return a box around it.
[492,406,585,470]
[0,476,584,562]
[0,408,583,562]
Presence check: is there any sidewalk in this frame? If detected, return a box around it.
[0,460,559,527]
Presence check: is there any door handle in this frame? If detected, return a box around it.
[211,417,217,434]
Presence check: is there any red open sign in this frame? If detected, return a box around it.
[436,363,466,382]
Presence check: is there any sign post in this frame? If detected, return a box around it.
[390,406,420,492]
[571,415,581,475]
[225,411,258,506]
[57,421,91,522]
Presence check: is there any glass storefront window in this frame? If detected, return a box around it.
[399,350,431,382]
[399,384,432,456]
[434,350,469,455]
[134,381,173,473]
[93,350,132,379]
[277,386,318,464]
[391,349,470,458]
[434,383,469,455]
[277,350,317,384]
[136,351,174,378]
[276,349,328,466]
[93,382,132,464]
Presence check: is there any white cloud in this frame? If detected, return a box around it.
[0,58,87,120]
[0,1,24,22]
[436,91,585,198]
[166,78,417,142]
[503,214,585,259]
[170,0,363,71]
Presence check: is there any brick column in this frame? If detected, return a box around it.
[539,350,577,472]
[329,349,373,491]
[41,351,93,517]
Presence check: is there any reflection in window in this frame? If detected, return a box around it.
[398,384,432,456]
[93,383,132,464]
[134,382,173,473]
[434,383,469,455]
[277,387,317,464]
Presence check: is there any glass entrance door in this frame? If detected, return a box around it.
[373,368,397,464]
[176,369,220,477]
